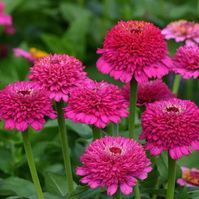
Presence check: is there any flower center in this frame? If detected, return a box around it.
[17,89,32,96]
[109,146,122,155]
[166,106,180,113]
[183,170,199,186]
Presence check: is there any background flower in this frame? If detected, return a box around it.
[162,20,199,46]
[97,20,171,83]
[64,80,129,128]
[140,98,199,160]
[122,79,175,106]
[177,166,199,187]
[173,45,199,79]
[0,81,56,131]
[77,136,152,196]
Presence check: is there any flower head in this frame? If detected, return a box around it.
[173,45,199,79]
[97,20,171,83]
[76,136,152,196]
[29,54,87,102]
[122,80,175,106]
[0,81,56,131]
[140,98,199,160]
[177,166,199,187]
[162,20,199,46]
[64,80,129,128]
[0,1,12,26]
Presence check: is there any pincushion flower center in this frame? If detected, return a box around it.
[127,24,144,33]
[109,146,122,155]
[16,88,33,96]
[164,105,183,114]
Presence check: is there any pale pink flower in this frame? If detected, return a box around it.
[77,136,152,196]
[177,166,199,187]
[29,54,87,102]
[64,80,129,128]
[97,20,171,83]
[173,45,199,79]
[140,98,199,160]
[162,20,199,46]
[13,48,34,62]
[0,81,56,131]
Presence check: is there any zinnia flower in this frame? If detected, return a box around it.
[177,166,199,187]
[76,136,152,196]
[172,45,199,79]
[0,81,56,131]
[29,54,87,102]
[162,20,199,46]
[64,80,129,128]
[96,20,171,83]
[0,1,12,26]
[140,98,199,160]
[122,79,175,106]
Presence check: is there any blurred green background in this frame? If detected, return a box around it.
[0,0,198,198]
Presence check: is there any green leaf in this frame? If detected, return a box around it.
[0,177,35,197]
[156,153,168,182]
[29,192,66,199]
[44,172,67,197]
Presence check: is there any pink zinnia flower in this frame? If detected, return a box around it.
[0,81,56,131]
[76,136,152,196]
[29,54,87,102]
[140,98,199,160]
[13,48,34,62]
[162,20,199,46]
[122,80,175,106]
[177,166,199,187]
[0,1,12,26]
[96,20,171,83]
[172,45,199,79]
[64,81,129,128]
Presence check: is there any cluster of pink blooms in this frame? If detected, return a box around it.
[0,18,198,197]
[0,1,15,34]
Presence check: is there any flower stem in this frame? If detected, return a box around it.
[22,131,44,199]
[166,153,176,199]
[92,125,101,140]
[134,184,141,199]
[186,79,193,99]
[172,75,181,95]
[56,101,74,194]
[128,79,137,139]
[116,191,122,199]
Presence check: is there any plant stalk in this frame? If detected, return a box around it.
[56,101,74,194]
[92,125,101,140]
[172,75,181,95]
[22,131,44,199]
[166,153,176,199]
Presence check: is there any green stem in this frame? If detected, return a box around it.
[56,101,74,194]
[22,132,44,199]
[172,75,181,95]
[92,125,101,140]
[166,154,176,199]
[186,79,193,99]
[128,79,137,138]
[113,123,119,136]
[116,191,122,199]
[134,184,141,199]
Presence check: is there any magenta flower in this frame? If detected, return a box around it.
[96,20,171,83]
[177,166,199,187]
[162,20,199,46]
[29,54,87,102]
[0,1,12,26]
[64,80,129,128]
[122,79,175,106]
[13,48,34,62]
[76,136,152,196]
[0,81,56,131]
[173,45,199,79]
[140,98,199,160]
